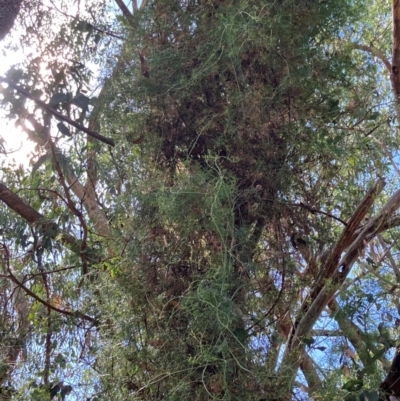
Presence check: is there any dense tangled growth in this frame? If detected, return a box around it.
[0,0,400,400]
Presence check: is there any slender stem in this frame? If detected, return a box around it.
[0,77,115,146]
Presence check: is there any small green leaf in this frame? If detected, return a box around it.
[57,122,72,137]
[89,96,98,106]
[302,337,315,346]
[54,353,66,369]
[366,293,374,303]
[367,112,380,121]
[71,93,90,111]
[31,154,50,174]
[49,93,70,106]
[342,379,363,392]
[75,20,94,32]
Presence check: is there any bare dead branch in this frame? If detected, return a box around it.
[46,118,90,275]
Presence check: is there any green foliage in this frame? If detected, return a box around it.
[1,0,400,400]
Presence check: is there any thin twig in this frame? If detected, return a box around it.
[0,77,115,146]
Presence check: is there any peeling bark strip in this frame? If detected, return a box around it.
[0,77,115,146]
[279,179,400,394]
[291,178,385,341]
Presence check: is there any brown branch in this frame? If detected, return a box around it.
[46,117,90,275]
[6,270,98,325]
[352,215,400,240]
[297,186,400,343]
[0,77,115,146]
[0,183,43,224]
[1,245,97,325]
[18,265,82,282]
[16,107,111,238]
[378,234,400,281]
[114,0,135,25]
[140,0,149,9]
[300,352,322,395]
[295,202,347,226]
[351,43,392,73]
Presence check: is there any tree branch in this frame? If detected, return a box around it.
[0,77,115,146]
[328,298,388,370]
[0,182,84,257]
[381,346,400,399]
[300,352,322,395]
[278,178,400,392]
[351,43,392,73]
[114,0,135,24]
[6,269,98,325]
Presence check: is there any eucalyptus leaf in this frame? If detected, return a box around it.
[57,122,72,137]
[342,380,364,392]
[49,93,70,107]
[31,154,50,174]
[71,93,90,111]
